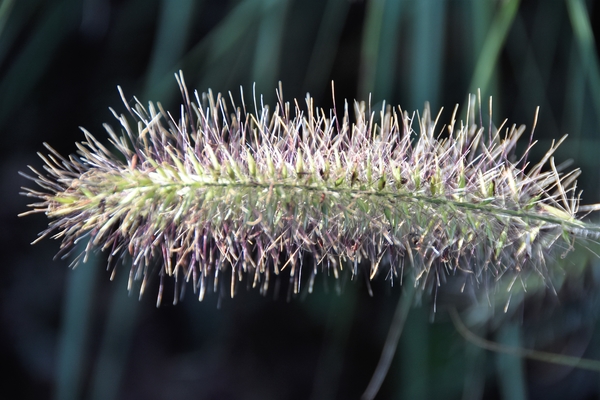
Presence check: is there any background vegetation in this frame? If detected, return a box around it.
[2,0,600,399]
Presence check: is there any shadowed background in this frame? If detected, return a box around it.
[2,0,600,399]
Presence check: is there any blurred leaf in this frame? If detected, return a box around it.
[0,0,81,131]
[407,0,447,110]
[565,0,600,129]
[251,0,291,99]
[495,322,527,400]
[359,0,389,99]
[55,247,100,400]
[181,0,264,91]
[88,272,140,400]
[0,0,15,38]
[303,0,350,98]
[469,0,521,96]
[144,0,199,100]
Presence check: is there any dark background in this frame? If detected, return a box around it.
[2,0,600,399]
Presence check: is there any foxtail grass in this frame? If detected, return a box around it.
[20,72,600,305]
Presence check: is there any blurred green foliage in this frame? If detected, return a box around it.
[2,0,600,399]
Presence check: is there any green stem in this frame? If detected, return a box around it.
[362,281,417,400]
[75,176,598,236]
[449,307,600,373]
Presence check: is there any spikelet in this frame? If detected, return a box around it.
[19,72,600,305]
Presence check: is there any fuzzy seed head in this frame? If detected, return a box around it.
[19,72,600,305]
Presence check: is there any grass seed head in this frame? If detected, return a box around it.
[19,72,600,305]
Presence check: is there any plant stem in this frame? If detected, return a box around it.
[362,281,417,400]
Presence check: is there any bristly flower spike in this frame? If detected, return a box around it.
[19,71,600,305]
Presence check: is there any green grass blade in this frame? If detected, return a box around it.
[303,0,351,96]
[407,0,447,110]
[469,0,521,96]
[565,0,600,128]
[143,0,199,101]
[54,249,100,400]
[252,0,291,100]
